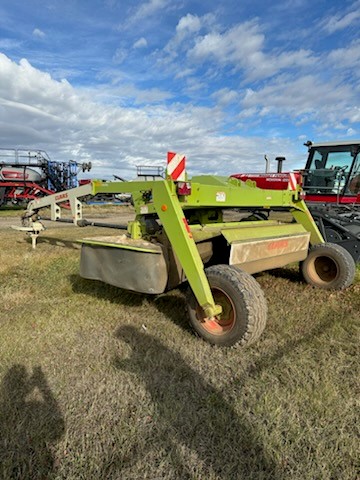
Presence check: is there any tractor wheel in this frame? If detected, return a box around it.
[300,242,355,290]
[186,265,267,347]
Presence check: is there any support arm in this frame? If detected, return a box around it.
[152,181,222,319]
[291,200,324,245]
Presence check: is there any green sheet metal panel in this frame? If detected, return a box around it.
[79,235,168,294]
[220,222,307,243]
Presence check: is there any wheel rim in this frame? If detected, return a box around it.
[324,228,342,242]
[195,287,236,335]
[310,255,339,283]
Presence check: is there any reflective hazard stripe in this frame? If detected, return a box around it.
[167,152,186,181]
[288,173,297,190]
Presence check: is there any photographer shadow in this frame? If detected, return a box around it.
[71,273,195,337]
[109,326,283,479]
[0,365,65,479]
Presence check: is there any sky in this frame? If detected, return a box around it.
[0,0,359,179]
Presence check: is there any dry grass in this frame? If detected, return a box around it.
[0,220,359,480]
[0,208,24,218]
[0,203,134,220]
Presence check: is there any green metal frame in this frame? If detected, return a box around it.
[24,175,324,319]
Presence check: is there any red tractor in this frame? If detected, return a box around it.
[232,140,360,263]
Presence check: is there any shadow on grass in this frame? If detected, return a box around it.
[259,267,304,284]
[106,326,283,480]
[70,274,193,333]
[237,311,343,385]
[70,274,146,307]
[0,365,65,479]
[153,289,193,334]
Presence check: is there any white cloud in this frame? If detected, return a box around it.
[130,0,169,22]
[327,40,360,75]
[133,37,148,49]
[174,68,195,79]
[346,127,357,136]
[0,53,298,178]
[243,48,315,81]
[189,21,264,65]
[161,17,316,85]
[1,37,356,180]
[241,74,359,128]
[184,77,207,94]
[321,3,360,33]
[33,28,46,38]
[0,38,22,49]
[163,12,216,62]
[184,20,315,81]
[92,82,173,104]
[0,97,60,120]
[211,88,239,106]
[176,13,202,35]
[113,48,127,64]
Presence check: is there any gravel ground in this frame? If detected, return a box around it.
[0,212,135,230]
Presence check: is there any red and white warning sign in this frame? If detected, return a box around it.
[288,172,297,191]
[167,152,186,181]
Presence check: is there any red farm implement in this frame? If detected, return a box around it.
[0,148,91,207]
[232,140,360,263]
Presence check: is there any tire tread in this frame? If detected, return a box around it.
[186,264,267,347]
[301,242,355,290]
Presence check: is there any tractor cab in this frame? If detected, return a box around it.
[303,141,360,202]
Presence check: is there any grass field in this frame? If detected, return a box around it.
[0,216,359,480]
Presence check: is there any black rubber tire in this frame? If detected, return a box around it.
[186,264,267,347]
[300,242,355,290]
